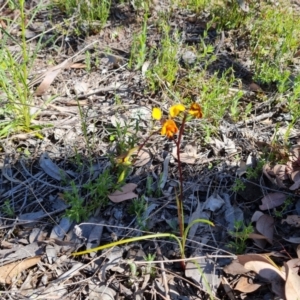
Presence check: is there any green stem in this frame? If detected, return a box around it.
[72,233,183,256]
[19,0,30,129]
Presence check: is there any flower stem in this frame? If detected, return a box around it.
[176,113,187,269]
[137,130,158,153]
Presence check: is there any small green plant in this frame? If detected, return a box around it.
[2,200,15,217]
[146,21,180,89]
[64,181,88,222]
[212,0,249,30]
[250,2,300,84]
[231,178,246,192]
[130,0,151,10]
[108,119,142,183]
[284,76,300,141]
[230,90,244,122]
[128,196,148,230]
[57,0,111,31]
[85,51,92,73]
[64,168,121,222]
[129,13,148,70]
[246,160,265,180]
[228,220,254,254]
[181,0,209,14]
[143,253,156,276]
[0,0,44,137]
[84,168,117,208]
[273,197,293,218]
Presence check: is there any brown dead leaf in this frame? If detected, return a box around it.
[255,214,274,244]
[248,82,262,92]
[291,170,300,182]
[251,210,264,222]
[244,261,285,297]
[294,49,300,58]
[108,183,138,203]
[248,233,270,240]
[259,192,287,210]
[273,164,288,181]
[223,260,249,275]
[234,276,261,293]
[263,163,275,182]
[70,63,86,69]
[179,153,197,164]
[0,256,41,284]
[35,60,73,96]
[133,149,151,167]
[172,143,198,164]
[237,254,285,297]
[284,258,300,300]
[290,146,300,163]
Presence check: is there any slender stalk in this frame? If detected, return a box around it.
[175,113,187,269]
[176,114,187,208]
[19,0,30,129]
[137,130,159,153]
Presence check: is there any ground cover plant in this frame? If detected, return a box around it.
[0,0,300,299]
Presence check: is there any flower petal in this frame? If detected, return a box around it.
[169,104,185,118]
[152,107,162,120]
[189,103,202,118]
[161,119,178,138]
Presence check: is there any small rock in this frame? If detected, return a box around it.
[182,50,197,65]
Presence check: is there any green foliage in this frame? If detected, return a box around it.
[57,0,111,30]
[128,196,148,230]
[2,200,15,217]
[212,0,249,30]
[143,253,156,277]
[231,178,246,193]
[201,71,240,124]
[228,220,254,254]
[64,181,87,222]
[84,168,117,207]
[64,169,119,222]
[129,13,148,70]
[108,119,141,183]
[0,0,44,137]
[182,0,209,14]
[284,75,300,141]
[250,3,300,84]
[273,197,293,218]
[146,21,180,89]
[246,160,265,180]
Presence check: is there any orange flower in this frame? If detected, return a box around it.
[189,103,202,118]
[169,104,185,118]
[161,119,178,138]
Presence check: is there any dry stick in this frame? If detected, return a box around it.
[154,241,170,300]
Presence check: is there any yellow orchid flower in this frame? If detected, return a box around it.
[152,107,162,120]
[169,104,185,118]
